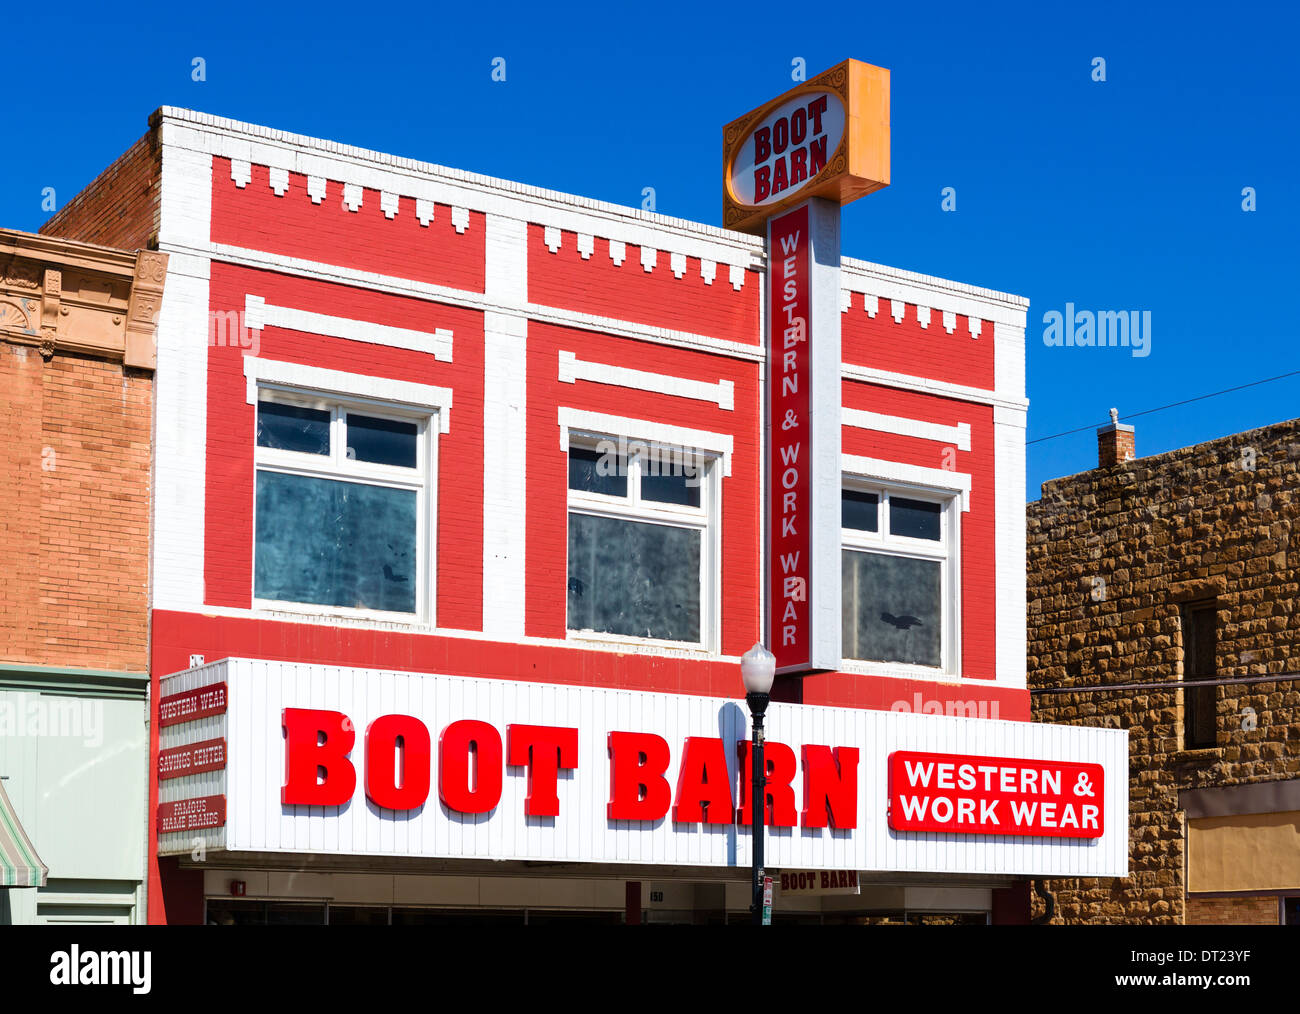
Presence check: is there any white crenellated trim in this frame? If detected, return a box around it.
[640,246,657,273]
[969,317,983,340]
[342,183,363,212]
[670,252,686,279]
[415,198,434,226]
[244,293,453,361]
[840,289,851,313]
[243,356,452,432]
[159,109,763,272]
[863,293,878,318]
[840,256,1028,327]
[842,454,972,512]
[943,310,956,334]
[558,350,734,410]
[700,260,716,285]
[609,240,626,266]
[917,305,931,329]
[380,191,399,219]
[451,207,469,233]
[269,167,289,196]
[230,159,251,188]
[307,176,326,204]
[728,265,745,291]
[544,226,562,253]
[576,233,594,259]
[843,408,971,451]
[557,408,733,476]
[890,299,905,324]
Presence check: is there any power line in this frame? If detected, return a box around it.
[1028,368,1300,445]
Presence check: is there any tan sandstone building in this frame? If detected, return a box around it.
[1027,412,1300,925]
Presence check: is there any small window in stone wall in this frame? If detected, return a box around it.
[1181,603,1218,750]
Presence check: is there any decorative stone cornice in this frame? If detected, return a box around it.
[0,227,167,369]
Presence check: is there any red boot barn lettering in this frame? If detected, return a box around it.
[281,709,858,829]
[729,91,846,207]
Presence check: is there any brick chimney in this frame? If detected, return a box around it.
[1097,407,1135,467]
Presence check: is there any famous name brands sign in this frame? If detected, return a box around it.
[157,659,1128,878]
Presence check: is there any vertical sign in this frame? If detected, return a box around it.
[726,59,889,678]
[767,199,842,674]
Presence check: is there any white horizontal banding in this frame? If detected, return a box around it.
[842,408,971,452]
[558,350,734,410]
[557,408,733,476]
[244,294,452,362]
[243,356,452,433]
[842,453,972,511]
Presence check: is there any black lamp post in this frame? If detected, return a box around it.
[741,642,776,925]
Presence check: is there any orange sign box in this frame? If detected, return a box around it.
[722,59,890,234]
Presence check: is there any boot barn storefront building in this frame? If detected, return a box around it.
[44,68,1126,925]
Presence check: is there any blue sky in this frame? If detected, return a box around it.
[8,2,1296,498]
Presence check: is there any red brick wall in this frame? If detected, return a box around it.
[842,292,994,391]
[1185,895,1279,925]
[527,226,760,343]
[0,343,152,672]
[39,132,159,252]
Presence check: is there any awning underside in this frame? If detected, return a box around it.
[0,781,47,888]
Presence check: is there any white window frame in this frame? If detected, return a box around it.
[840,476,961,678]
[251,385,437,624]
[564,431,721,653]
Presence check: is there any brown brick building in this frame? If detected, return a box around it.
[0,227,166,922]
[1027,413,1300,925]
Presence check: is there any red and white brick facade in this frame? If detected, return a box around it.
[81,109,1041,919]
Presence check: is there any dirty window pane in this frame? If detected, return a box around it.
[842,550,941,667]
[567,513,700,642]
[889,497,942,541]
[568,446,627,498]
[842,489,879,532]
[257,401,330,455]
[255,471,416,613]
[641,458,702,508]
[347,414,418,468]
